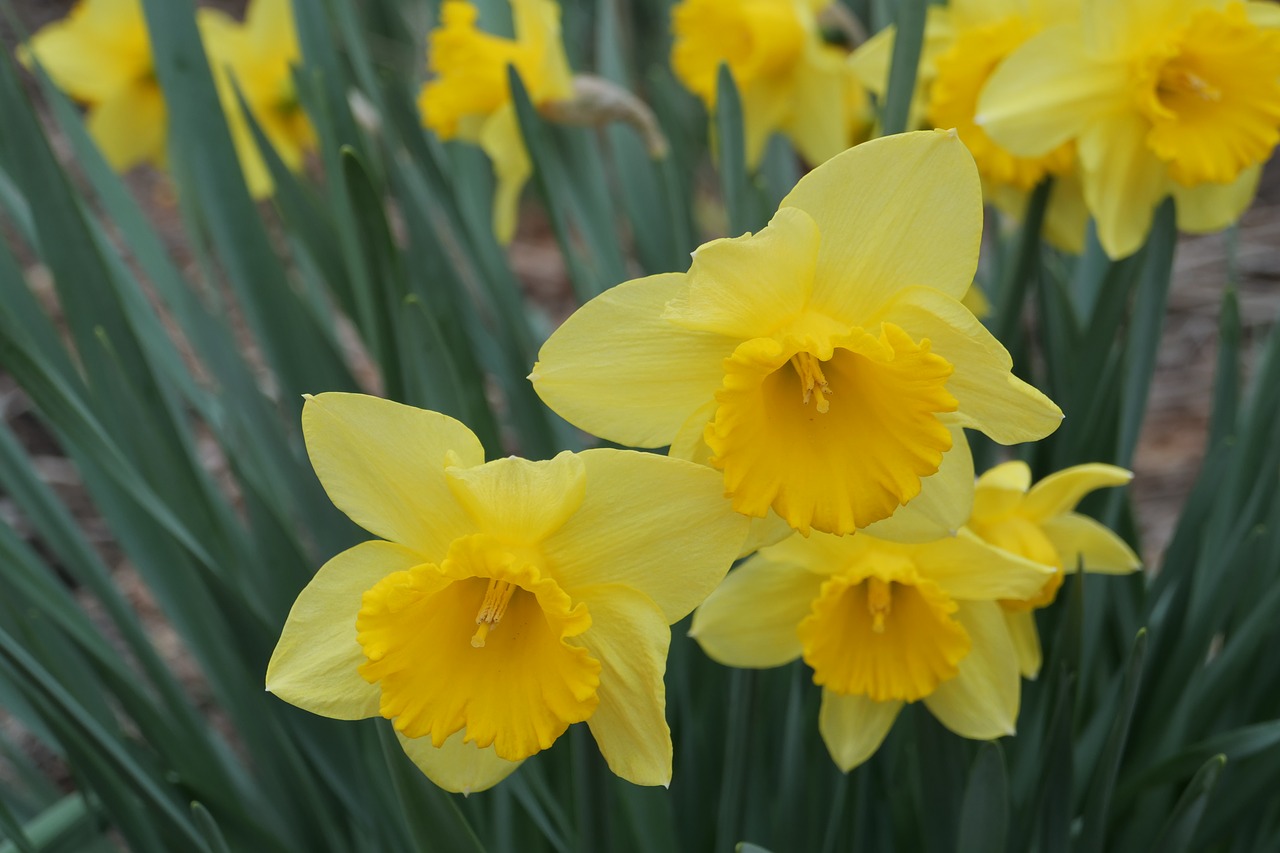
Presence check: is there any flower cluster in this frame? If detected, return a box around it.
[20,0,313,198]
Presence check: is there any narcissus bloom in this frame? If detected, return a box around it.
[19,0,165,171]
[266,394,748,793]
[977,0,1280,258]
[967,461,1140,677]
[532,131,1062,540]
[691,527,1054,770]
[850,0,1088,252]
[199,0,315,199]
[671,0,866,167]
[418,0,573,243]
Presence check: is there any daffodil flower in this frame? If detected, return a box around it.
[850,0,1089,253]
[690,527,1054,771]
[671,0,866,168]
[418,0,573,244]
[199,0,316,199]
[19,0,165,171]
[532,131,1062,541]
[977,0,1280,259]
[266,394,748,793]
[967,461,1140,678]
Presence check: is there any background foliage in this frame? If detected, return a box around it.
[0,0,1279,850]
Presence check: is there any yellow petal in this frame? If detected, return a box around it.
[665,206,820,338]
[818,691,903,772]
[397,729,523,795]
[1174,164,1263,234]
[479,104,531,245]
[781,46,853,166]
[266,540,421,720]
[740,72,794,170]
[1042,512,1141,574]
[782,131,983,317]
[923,601,1020,739]
[669,399,719,467]
[1022,462,1132,520]
[445,451,586,544]
[301,393,484,557]
[543,450,749,622]
[246,0,299,56]
[689,552,821,669]
[861,426,975,544]
[1249,1,1280,27]
[511,0,574,99]
[976,24,1127,157]
[356,550,599,761]
[879,286,1063,444]
[1077,113,1173,259]
[1044,169,1090,255]
[530,274,736,448]
[23,0,150,103]
[579,586,673,787]
[87,83,166,171]
[1083,0,1200,58]
[972,460,1032,521]
[1004,608,1043,679]
[846,22,895,98]
[913,527,1056,601]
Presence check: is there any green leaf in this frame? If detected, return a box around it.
[1079,630,1147,849]
[714,64,752,237]
[375,724,486,853]
[1148,756,1225,853]
[881,0,926,136]
[956,743,1008,853]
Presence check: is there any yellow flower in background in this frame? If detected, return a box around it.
[532,131,1062,541]
[977,0,1280,259]
[671,0,866,168]
[418,0,574,244]
[199,0,315,199]
[691,527,1053,770]
[266,394,747,793]
[967,461,1140,678]
[849,0,1089,253]
[19,0,165,171]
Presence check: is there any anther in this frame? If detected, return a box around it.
[790,353,832,414]
[867,577,892,634]
[471,579,517,648]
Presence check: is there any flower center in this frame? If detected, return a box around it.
[798,561,970,702]
[671,0,807,105]
[704,322,957,536]
[1136,3,1280,185]
[356,535,600,761]
[931,16,1074,190]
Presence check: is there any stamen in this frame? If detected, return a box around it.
[789,352,832,414]
[471,579,517,648]
[866,577,892,634]
[1163,69,1222,102]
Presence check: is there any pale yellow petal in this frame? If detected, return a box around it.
[543,450,749,622]
[972,460,1031,521]
[530,274,736,448]
[397,729,523,794]
[781,46,852,166]
[1248,1,1280,27]
[689,553,821,669]
[879,286,1063,444]
[246,0,299,57]
[923,601,1020,738]
[1005,608,1043,679]
[818,691,903,772]
[512,0,574,99]
[740,73,793,170]
[1044,168,1090,255]
[1077,113,1172,260]
[88,83,166,171]
[1174,164,1263,234]
[862,426,975,543]
[579,586,673,787]
[914,527,1056,600]
[1083,0,1201,58]
[1042,512,1141,574]
[782,131,982,317]
[847,23,895,98]
[445,452,585,544]
[301,393,483,557]
[950,0,1022,30]
[23,4,148,103]
[669,399,718,467]
[479,104,531,244]
[1022,463,1132,520]
[266,540,423,720]
[665,206,819,337]
[977,24,1127,157]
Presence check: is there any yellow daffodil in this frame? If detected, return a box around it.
[691,527,1054,770]
[977,0,1280,259]
[266,394,747,793]
[850,0,1089,253]
[670,0,866,167]
[199,0,315,199]
[967,461,1140,678]
[19,0,165,171]
[418,0,573,244]
[531,131,1062,541]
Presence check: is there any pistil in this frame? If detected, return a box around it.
[867,577,892,634]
